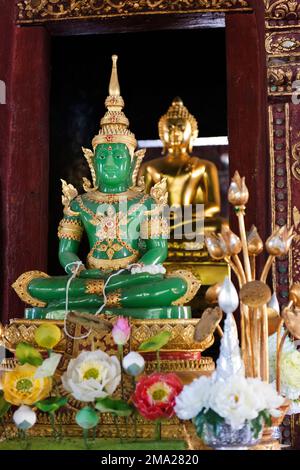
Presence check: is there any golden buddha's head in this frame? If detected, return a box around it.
[158,97,198,154]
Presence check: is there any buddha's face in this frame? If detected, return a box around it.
[163,118,192,150]
[94,143,132,189]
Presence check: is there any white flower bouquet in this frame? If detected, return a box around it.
[175,373,284,441]
[269,332,300,412]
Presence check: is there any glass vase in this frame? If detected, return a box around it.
[201,422,263,450]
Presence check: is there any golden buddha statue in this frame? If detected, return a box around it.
[139,97,223,258]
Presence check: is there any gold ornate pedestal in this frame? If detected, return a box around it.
[0,317,215,441]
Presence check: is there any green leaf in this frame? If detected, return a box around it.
[194,412,206,438]
[250,410,270,439]
[138,331,172,352]
[0,391,11,419]
[194,409,225,439]
[95,397,133,417]
[16,342,43,367]
[35,396,68,414]
[204,409,225,436]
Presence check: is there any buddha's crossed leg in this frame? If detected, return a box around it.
[20,271,196,311]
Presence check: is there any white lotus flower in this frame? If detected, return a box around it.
[13,405,36,430]
[208,376,258,430]
[62,350,121,402]
[246,377,284,412]
[34,352,62,379]
[122,352,145,376]
[175,375,211,420]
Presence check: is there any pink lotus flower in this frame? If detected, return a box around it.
[112,317,131,345]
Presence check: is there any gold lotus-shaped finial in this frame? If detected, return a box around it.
[265,225,294,256]
[247,225,264,256]
[109,54,120,97]
[221,225,242,256]
[228,171,249,207]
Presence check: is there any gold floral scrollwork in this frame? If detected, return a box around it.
[16,0,251,23]
[265,0,300,21]
[292,142,300,181]
[268,66,294,94]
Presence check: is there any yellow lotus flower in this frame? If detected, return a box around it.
[3,364,52,406]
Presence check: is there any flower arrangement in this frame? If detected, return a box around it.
[175,278,285,449]
[269,332,300,413]
[175,374,283,440]
[0,323,64,442]
[0,312,186,449]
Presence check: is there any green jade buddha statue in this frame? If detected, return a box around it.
[13,56,200,321]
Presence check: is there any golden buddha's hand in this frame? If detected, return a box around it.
[78,269,109,280]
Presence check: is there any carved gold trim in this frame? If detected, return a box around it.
[166,270,201,306]
[106,289,122,307]
[266,32,300,57]
[58,217,83,241]
[16,0,251,23]
[265,0,300,24]
[268,104,293,293]
[269,105,277,293]
[285,103,293,286]
[86,253,139,270]
[85,279,105,295]
[291,141,300,181]
[1,317,214,354]
[11,271,50,307]
[0,319,67,353]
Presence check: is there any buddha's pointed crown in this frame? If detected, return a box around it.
[92,55,137,157]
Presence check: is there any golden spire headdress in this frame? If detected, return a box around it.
[92,55,137,158]
[158,97,198,153]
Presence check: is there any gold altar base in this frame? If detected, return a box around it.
[0,317,215,444]
[0,412,207,446]
[0,317,215,357]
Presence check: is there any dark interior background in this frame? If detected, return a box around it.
[48,27,227,275]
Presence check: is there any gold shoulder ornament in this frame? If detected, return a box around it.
[150,177,168,206]
[82,147,98,192]
[61,179,80,216]
[131,149,146,191]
